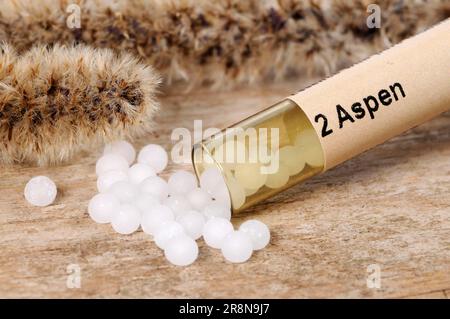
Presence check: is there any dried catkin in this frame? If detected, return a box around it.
[0,43,160,165]
[0,0,448,90]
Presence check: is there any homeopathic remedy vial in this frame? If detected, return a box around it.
[192,19,450,213]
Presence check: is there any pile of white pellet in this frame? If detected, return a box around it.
[87,141,270,266]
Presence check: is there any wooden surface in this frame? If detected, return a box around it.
[0,79,449,298]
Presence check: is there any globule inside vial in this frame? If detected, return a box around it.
[192,99,325,213]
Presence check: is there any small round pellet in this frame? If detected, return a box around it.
[88,193,120,223]
[200,167,226,195]
[128,163,156,185]
[239,219,270,250]
[295,128,318,149]
[139,176,169,201]
[177,210,205,240]
[264,165,290,189]
[277,145,305,176]
[213,140,246,169]
[234,163,267,190]
[164,235,199,266]
[202,217,234,249]
[202,202,231,221]
[137,144,168,173]
[163,195,192,218]
[24,176,58,207]
[108,180,139,203]
[168,170,197,195]
[295,129,324,168]
[186,187,212,211]
[141,204,174,235]
[154,221,186,250]
[227,176,246,210]
[303,144,324,168]
[103,140,136,165]
[96,153,129,176]
[96,169,128,193]
[221,231,253,263]
[111,204,141,235]
[209,182,231,209]
[134,193,160,214]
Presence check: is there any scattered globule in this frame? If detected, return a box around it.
[111,204,141,235]
[104,141,136,165]
[168,170,197,195]
[221,231,253,263]
[96,153,129,176]
[128,163,156,185]
[137,144,168,173]
[239,219,271,250]
[24,176,57,207]
[96,169,128,193]
[164,235,199,267]
[88,193,120,223]
[202,217,234,249]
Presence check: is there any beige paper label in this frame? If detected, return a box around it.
[288,19,450,170]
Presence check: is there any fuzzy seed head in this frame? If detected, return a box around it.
[0,43,160,165]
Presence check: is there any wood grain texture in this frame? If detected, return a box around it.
[0,79,449,298]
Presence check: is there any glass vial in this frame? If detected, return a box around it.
[192,99,324,213]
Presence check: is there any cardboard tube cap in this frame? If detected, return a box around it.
[288,19,450,170]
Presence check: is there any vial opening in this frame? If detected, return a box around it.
[192,99,325,213]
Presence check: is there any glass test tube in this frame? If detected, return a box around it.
[192,99,324,213]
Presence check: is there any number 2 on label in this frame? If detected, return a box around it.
[314,113,333,137]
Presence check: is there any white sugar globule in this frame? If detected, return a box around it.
[108,180,139,203]
[168,170,197,195]
[209,183,231,209]
[24,176,57,207]
[134,193,160,214]
[128,163,156,185]
[103,140,136,165]
[95,153,129,176]
[163,195,192,218]
[186,187,212,211]
[139,176,169,201]
[226,176,246,210]
[176,210,205,240]
[141,204,174,235]
[234,163,267,190]
[295,129,324,167]
[96,169,128,193]
[154,221,185,250]
[303,144,324,168]
[199,166,231,208]
[202,202,231,221]
[88,193,120,224]
[221,231,253,263]
[164,235,199,266]
[264,165,290,189]
[239,219,270,250]
[202,217,234,249]
[277,145,305,176]
[137,144,168,173]
[199,167,225,195]
[111,204,141,235]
